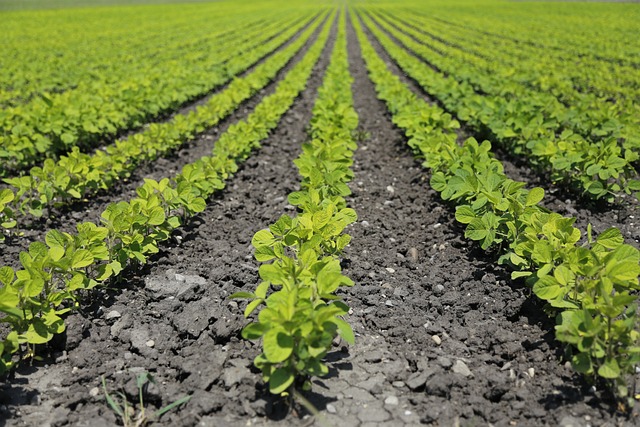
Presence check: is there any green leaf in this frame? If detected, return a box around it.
[49,246,65,262]
[241,322,266,340]
[465,218,488,241]
[263,329,293,363]
[571,352,592,374]
[0,189,14,205]
[525,187,544,206]
[71,250,94,269]
[0,266,14,286]
[24,278,45,297]
[532,276,563,301]
[455,205,476,224]
[596,228,623,249]
[608,262,640,282]
[188,198,206,213]
[333,317,355,345]
[269,367,294,395]
[147,207,166,226]
[252,229,276,248]
[511,271,531,279]
[598,358,620,379]
[244,299,263,317]
[24,318,51,344]
[553,265,574,286]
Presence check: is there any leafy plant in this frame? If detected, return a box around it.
[359,9,640,202]
[102,372,190,427]
[232,10,358,397]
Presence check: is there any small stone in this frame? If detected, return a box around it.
[433,284,445,295]
[384,395,399,406]
[124,352,133,360]
[432,223,441,229]
[559,416,583,427]
[385,267,395,273]
[326,404,337,414]
[361,220,370,227]
[452,360,472,377]
[407,247,419,262]
[385,300,394,307]
[223,366,249,387]
[106,310,121,320]
[500,362,512,371]
[386,185,395,194]
[406,371,429,390]
[431,335,442,345]
[527,367,535,378]
[392,381,405,388]
[89,387,100,397]
[145,340,155,348]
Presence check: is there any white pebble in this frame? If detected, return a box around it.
[384,395,399,406]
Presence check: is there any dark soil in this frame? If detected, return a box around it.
[1,11,639,427]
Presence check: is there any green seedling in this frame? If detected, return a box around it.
[101,372,190,427]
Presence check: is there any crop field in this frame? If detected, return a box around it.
[1,0,639,425]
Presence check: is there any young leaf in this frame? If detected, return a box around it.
[525,187,544,206]
[269,367,294,395]
[263,329,294,363]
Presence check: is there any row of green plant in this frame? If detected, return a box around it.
[0,13,334,376]
[0,11,327,242]
[357,10,640,202]
[352,10,640,404]
[394,11,640,106]
[0,6,287,108]
[0,10,313,174]
[399,1,640,68]
[232,10,358,396]
[389,6,640,105]
[375,9,640,153]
